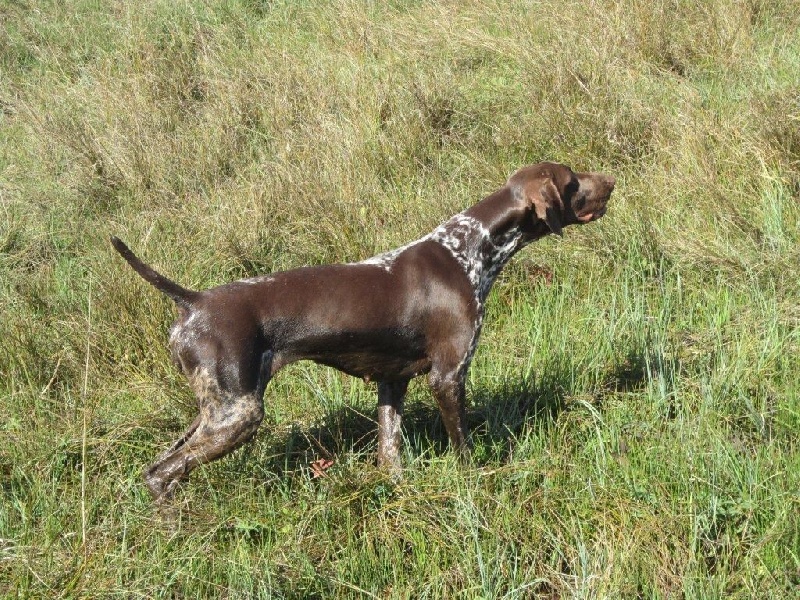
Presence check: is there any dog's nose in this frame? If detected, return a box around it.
[605,175,616,189]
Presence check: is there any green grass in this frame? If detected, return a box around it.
[2,0,799,597]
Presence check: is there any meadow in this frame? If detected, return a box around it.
[1,0,799,597]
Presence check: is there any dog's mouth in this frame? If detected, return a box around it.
[577,205,607,222]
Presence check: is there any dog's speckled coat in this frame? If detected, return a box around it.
[112,162,615,501]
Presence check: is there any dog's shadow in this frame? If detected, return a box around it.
[237,348,655,478]
[255,376,565,477]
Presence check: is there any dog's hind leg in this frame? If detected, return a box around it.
[144,386,265,501]
[144,353,271,501]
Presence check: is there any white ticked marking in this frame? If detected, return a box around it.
[429,213,530,374]
[349,208,531,375]
[431,213,527,305]
[357,211,529,306]
[239,275,275,285]
[358,236,429,271]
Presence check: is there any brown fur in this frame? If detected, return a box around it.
[112,162,615,501]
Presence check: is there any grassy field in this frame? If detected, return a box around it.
[2,0,799,597]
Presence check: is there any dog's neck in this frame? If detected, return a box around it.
[433,187,549,304]
[362,186,550,304]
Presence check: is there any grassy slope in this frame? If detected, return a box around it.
[1,0,799,597]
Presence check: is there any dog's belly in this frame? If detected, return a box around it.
[287,328,431,381]
[313,353,432,381]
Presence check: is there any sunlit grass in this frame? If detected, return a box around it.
[1,0,799,597]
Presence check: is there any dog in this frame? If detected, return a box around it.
[112,162,615,501]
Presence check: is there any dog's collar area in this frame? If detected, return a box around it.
[358,211,530,305]
[432,213,528,304]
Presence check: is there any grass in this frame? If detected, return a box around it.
[1,0,799,597]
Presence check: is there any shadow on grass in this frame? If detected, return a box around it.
[254,374,568,478]
[247,350,659,477]
[138,344,666,492]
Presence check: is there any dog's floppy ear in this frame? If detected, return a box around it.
[526,179,564,237]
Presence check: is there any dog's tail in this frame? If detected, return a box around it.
[110,236,199,308]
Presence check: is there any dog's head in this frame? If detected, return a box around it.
[509,162,616,236]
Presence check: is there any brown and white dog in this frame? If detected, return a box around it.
[112,162,615,501]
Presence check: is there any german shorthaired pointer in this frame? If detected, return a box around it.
[112,162,615,501]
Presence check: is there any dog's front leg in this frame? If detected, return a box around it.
[429,369,472,460]
[376,379,409,471]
